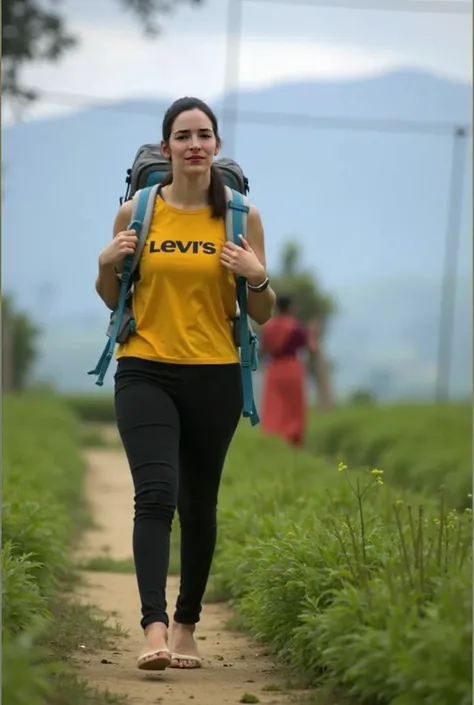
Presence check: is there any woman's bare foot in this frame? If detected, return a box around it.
[170,622,202,669]
[137,621,171,671]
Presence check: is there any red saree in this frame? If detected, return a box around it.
[260,315,308,447]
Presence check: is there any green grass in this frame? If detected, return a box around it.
[305,402,471,510]
[62,394,116,423]
[80,423,123,450]
[77,556,136,574]
[80,426,111,448]
[2,395,129,705]
[211,418,472,705]
[76,525,181,577]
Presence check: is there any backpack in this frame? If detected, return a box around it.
[88,144,260,426]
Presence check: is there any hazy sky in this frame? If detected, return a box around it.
[5,0,472,123]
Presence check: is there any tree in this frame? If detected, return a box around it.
[271,239,337,333]
[2,0,204,107]
[348,388,377,406]
[270,239,338,410]
[2,294,41,392]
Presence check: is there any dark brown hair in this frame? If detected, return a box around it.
[161,96,226,219]
[276,294,293,314]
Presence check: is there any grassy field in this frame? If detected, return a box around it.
[33,394,473,704]
[61,394,115,423]
[63,394,471,508]
[2,395,126,705]
[305,402,471,510]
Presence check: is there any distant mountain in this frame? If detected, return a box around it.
[2,69,471,398]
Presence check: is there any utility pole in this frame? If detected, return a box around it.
[2,303,14,392]
[435,126,468,401]
[222,0,243,157]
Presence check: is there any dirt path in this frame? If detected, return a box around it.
[75,445,304,705]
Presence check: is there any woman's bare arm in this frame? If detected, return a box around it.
[245,206,276,325]
[95,200,134,310]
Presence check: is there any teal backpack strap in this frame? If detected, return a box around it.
[127,184,160,275]
[88,184,159,386]
[225,187,260,426]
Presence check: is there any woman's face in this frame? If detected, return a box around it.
[161,108,219,177]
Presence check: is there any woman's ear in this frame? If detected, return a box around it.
[214,137,221,157]
[160,140,171,159]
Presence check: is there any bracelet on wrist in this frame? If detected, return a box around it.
[247,276,270,293]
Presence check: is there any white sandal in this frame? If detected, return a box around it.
[137,648,171,671]
[170,652,202,669]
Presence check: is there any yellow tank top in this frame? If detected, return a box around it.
[116,194,240,365]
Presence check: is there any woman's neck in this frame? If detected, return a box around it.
[165,172,211,209]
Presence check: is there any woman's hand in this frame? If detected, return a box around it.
[220,234,266,284]
[99,229,138,267]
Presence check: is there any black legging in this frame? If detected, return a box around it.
[114,356,242,631]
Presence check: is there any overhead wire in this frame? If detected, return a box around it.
[22,88,471,137]
[241,0,471,14]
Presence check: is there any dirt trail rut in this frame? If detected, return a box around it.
[76,446,301,705]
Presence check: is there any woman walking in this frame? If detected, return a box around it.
[260,294,316,447]
[94,97,275,671]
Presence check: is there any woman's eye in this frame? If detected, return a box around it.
[176,133,212,140]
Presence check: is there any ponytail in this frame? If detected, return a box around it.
[161,170,172,188]
[208,164,227,220]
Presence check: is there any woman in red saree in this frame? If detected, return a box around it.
[259,294,316,447]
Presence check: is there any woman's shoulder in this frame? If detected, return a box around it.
[112,199,134,236]
[245,202,263,231]
[246,201,260,218]
[116,198,133,221]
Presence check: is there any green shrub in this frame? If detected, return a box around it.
[213,421,472,705]
[2,628,50,705]
[61,394,115,423]
[2,395,87,704]
[306,403,471,509]
[2,542,50,636]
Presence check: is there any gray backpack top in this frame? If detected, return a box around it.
[122,143,249,202]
